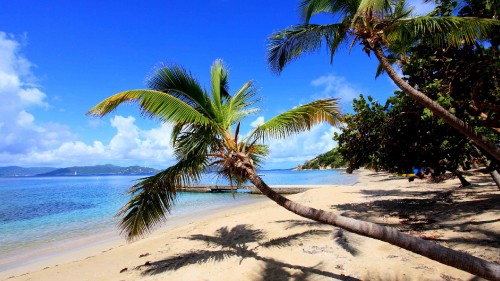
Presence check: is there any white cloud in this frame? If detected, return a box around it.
[0,32,340,170]
[250,116,264,127]
[18,88,48,107]
[0,32,71,156]
[0,32,176,168]
[16,110,35,127]
[263,124,340,169]
[311,74,360,107]
[0,114,176,167]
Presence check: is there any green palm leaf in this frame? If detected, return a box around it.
[88,59,344,240]
[389,16,498,47]
[173,123,224,160]
[356,0,393,17]
[210,59,231,116]
[225,81,260,128]
[117,157,207,240]
[147,64,215,118]
[86,90,212,126]
[268,24,351,73]
[250,98,343,140]
[301,0,360,22]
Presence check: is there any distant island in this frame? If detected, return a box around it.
[0,164,159,177]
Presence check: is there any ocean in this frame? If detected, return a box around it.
[0,169,357,272]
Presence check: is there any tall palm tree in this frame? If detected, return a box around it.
[87,60,499,280]
[267,0,500,161]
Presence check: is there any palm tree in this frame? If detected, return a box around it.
[267,0,500,161]
[87,60,499,280]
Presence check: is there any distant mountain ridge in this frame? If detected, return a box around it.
[0,166,56,177]
[0,164,159,177]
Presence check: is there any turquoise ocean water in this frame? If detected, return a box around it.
[0,169,357,271]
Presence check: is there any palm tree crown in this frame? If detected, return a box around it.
[268,0,500,160]
[269,0,497,71]
[87,59,343,239]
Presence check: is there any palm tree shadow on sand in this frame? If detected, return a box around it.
[135,224,361,280]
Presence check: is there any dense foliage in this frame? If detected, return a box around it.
[325,0,499,176]
[298,147,347,170]
[333,93,477,176]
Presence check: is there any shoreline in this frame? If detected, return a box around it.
[2,169,498,280]
[0,195,270,280]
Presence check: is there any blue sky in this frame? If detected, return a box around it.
[0,0,434,169]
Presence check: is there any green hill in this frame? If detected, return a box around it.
[297,148,347,170]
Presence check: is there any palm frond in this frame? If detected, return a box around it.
[300,0,338,23]
[246,144,269,168]
[392,0,413,19]
[210,59,230,118]
[225,81,260,129]
[173,123,224,160]
[250,98,343,140]
[171,123,184,146]
[356,0,393,17]
[301,0,361,22]
[146,64,214,118]
[268,24,350,73]
[117,157,207,240]
[389,16,499,48]
[86,90,212,126]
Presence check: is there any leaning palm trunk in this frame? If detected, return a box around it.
[372,47,500,162]
[232,153,500,280]
[490,169,500,190]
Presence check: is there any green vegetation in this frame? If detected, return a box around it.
[298,147,346,170]
[334,93,479,181]
[267,0,499,277]
[268,0,500,161]
[84,0,500,279]
[329,0,499,184]
[88,59,342,239]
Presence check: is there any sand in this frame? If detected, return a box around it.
[2,169,498,281]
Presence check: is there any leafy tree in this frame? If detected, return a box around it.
[267,0,500,161]
[400,0,500,185]
[334,95,387,173]
[334,92,475,186]
[88,60,499,279]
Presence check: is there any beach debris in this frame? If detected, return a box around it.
[144,261,151,266]
[119,267,128,273]
[419,233,442,240]
[440,273,461,281]
[139,252,150,258]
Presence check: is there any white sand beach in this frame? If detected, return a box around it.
[2,169,498,281]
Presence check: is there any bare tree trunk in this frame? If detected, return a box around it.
[471,144,500,189]
[372,47,500,162]
[452,170,472,187]
[233,154,500,280]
